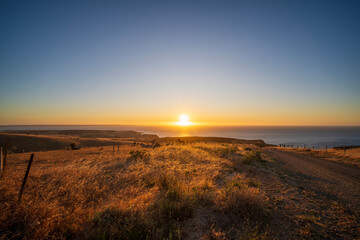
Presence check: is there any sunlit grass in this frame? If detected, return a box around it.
[0,143,270,239]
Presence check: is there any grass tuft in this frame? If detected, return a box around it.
[242,150,263,164]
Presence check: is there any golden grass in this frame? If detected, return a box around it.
[0,143,270,239]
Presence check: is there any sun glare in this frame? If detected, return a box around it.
[177,114,191,126]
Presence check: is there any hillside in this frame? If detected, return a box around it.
[1,141,359,239]
[0,130,158,153]
[0,131,266,153]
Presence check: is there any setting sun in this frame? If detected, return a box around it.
[176,114,191,126]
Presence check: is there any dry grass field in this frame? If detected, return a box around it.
[0,143,273,240]
[1,138,359,239]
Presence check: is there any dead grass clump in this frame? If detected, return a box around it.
[128,150,150,160]
[153,173,194,222]
[192,180,215,205]
[192,145,238,159]
[155,189,194,222]
[203,224,228,240]
[213,146,238,158]
[83,208,150,239]
[242,150,263,164]
[216,175,269,221]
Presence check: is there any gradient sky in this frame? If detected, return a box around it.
[1,0,360,126]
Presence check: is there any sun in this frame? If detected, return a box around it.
[176,114,191,126]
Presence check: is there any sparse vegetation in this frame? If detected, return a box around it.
[2,140,358,239]
[216,175,269,220]
[0,143,273,239]
[242,150,263,164]
[129,149,150,160]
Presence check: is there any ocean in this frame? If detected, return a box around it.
[1,125,359,149]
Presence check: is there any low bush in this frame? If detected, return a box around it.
[84,208,150,239]
[214,146,238,158]
[242,151,263,164]
[216,176,268,221]
[129,150,150,160]
[154,174,194,222]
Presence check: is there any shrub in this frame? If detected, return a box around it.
[129,150,150,160]
[157,173,179,191]
[157,192,194,221]
[153,173,194,222]
[248,178,261,188]
[214,146,238,158]
[216,177,268,221]
[244,147,252,151]
[242,151,263,164]
[84,208,150,239]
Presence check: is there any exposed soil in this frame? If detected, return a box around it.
[263,148,360,239]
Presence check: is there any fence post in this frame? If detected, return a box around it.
[113,144,114,159]
[304,144,306,149]
[326,145,328,151]
[18,154,34,204]
[0,147,3,178]
[4,141,8,169]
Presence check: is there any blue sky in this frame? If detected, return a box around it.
[1,0,359,125]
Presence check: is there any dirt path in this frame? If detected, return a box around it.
[263,148,360,239]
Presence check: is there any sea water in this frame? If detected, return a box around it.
[1,125,359,149]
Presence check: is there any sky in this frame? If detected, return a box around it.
[1,0,360,126]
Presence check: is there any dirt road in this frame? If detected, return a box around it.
[264,148,360,239]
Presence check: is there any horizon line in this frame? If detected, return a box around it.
[1,124,360,127]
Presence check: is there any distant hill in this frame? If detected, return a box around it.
[0,130,158,153]
[0,130,267,153]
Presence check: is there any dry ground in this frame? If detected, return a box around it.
[271,146,360,167]
[1,143,359,239]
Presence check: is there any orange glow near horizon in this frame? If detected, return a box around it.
[175,114,192,126]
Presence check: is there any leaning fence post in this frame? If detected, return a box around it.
[18,154,34,204]
[4,141,8,169]
[0,147,3,178]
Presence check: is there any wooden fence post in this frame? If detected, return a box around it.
[0,147,3,178]
[4,141,8,169]
[18,154,34,204]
